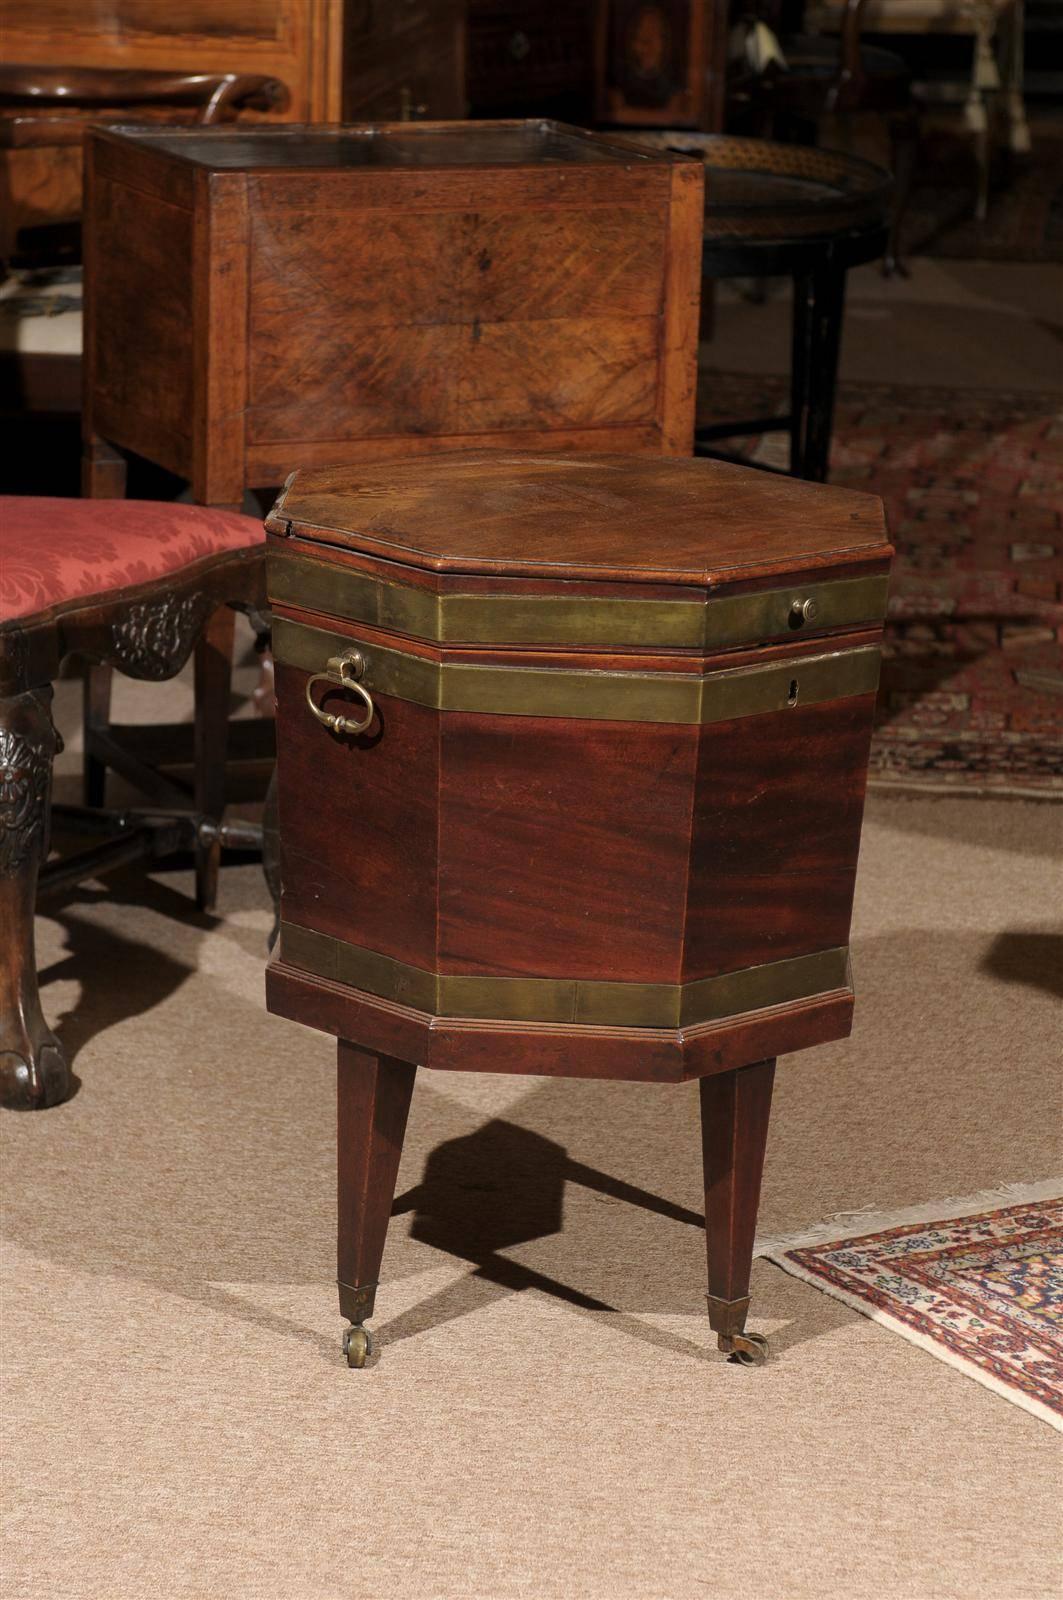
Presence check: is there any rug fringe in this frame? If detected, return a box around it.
[753,1177,1062,1257]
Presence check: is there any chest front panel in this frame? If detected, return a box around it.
[245,187,670,451]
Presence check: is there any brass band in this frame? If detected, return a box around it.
[274,616,881,725]
[268,551,888,651]
[280,922,851,1029]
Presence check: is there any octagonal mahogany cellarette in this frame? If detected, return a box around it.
[265,451,893,1369]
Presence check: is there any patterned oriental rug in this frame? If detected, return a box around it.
[759,1182,1063,1430]
[697,375,1063,795]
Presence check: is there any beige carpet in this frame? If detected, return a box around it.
[2,671,1062,1600]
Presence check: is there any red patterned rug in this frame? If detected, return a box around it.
[760,1183,1063,1430]
[697,373,1063,795]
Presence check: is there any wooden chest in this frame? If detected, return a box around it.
[82,121,702,506]
[265,450,892,1370]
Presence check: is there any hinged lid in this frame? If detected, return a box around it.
[266,452,892,652]
[267,452,890,588]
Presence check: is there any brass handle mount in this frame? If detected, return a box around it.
[305,650,376,736]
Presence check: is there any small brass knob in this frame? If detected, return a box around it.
[790,597,819,625]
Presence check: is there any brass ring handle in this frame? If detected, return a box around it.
[305,649,376,736]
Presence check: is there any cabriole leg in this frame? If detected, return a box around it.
[700,1058,776,1365]
[0,688,70,1109]
[337,1042,417,1367]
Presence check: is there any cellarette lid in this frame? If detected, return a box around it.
[267,451,891,591]
[97,120,691,172]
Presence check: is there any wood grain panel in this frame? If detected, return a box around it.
[0,0,288,37]
[249,322,460,443]
[682,692,876,982]
[248,163,672,216]
[248,207,465,328]
[458,207,666,322]
[438,712,697,983]
[245,425,666,484]
[658,159,703,453]
[246,199,662,444]
[0,0,336,120]
[341,13,466,121]
[454,316,659,433]
[275,664,440,970]
[193,170,250,505]
[250,314,658,444]
[87,175,194,470]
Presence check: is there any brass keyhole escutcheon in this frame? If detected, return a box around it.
[787,678,799,706]
[305,649,376,736]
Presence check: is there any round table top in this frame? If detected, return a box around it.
[625,133,893,262]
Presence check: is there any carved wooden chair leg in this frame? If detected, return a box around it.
[700,1059,776,1364]
[337,1043,418,1367]
[193,603,237,912]
[0,686,71,1110]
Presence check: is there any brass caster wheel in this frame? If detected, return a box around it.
[343,1324,373,1369]
[720,1330,768,1366]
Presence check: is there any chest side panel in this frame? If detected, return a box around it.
[86,175,194,478]
[274,663,440,970]
[437,711,696,983]
[245,191,668,447]
[683,688,877,983]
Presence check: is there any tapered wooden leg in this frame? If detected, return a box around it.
[193,604,236,911]
[0,688,70,1109]
[700,1058,776,1363]
[337,1041,417,1366]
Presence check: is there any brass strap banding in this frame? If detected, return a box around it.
[280,922,851,1029]
[268,553,889,650]
[273,616,881,725]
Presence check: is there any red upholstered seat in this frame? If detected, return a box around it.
[0,497,265,625]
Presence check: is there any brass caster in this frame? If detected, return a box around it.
[720,1330,769,1366]
[343,1323,373,1369]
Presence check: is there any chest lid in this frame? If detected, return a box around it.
[266,452,892,651]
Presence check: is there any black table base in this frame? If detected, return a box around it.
[697,225,889,484]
